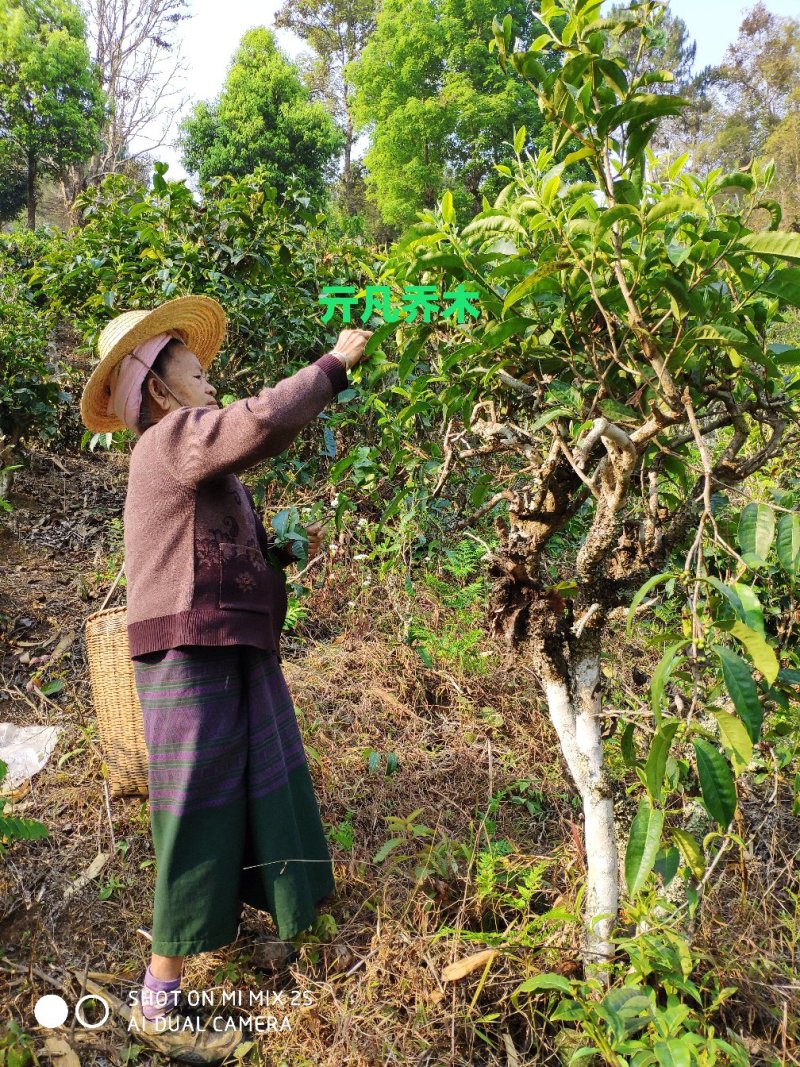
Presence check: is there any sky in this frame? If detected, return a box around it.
[668,0,799,65]
[129,0,800,183]
[129,0,309,182]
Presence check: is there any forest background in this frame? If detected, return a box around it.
[1,0,800,1064]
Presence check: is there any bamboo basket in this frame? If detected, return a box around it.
[84,562,149,798]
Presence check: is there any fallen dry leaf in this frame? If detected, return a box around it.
[440,948,498,983]
[72,972,130,1021]
[45,455,70,474]
[48,629,77,663]
[63,851,109,900]
[503,1031,521,1067]
[43,1037,80,1067]
[1,780,31,803]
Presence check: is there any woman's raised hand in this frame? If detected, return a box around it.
[305,521,326,560]
[332,328,373,371]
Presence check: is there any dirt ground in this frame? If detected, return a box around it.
[0,444,579,1065]
[1,445,798,1066]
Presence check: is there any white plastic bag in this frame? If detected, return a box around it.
[0,722,62,792]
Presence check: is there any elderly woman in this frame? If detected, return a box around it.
[80,296,371,1063]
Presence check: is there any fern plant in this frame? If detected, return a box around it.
[0,760,47,855]
[441,537,493,580]
[283,597,311,632]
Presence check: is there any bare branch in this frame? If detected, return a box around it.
[62,0,191,208]
[496,369,541,397]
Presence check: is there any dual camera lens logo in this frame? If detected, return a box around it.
[34,994,110,1029]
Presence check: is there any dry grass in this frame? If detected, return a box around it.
[0,447,798,1065]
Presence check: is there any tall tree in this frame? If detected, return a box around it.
[61,0,190,209]
[607,2,712,153]
[0,0,106,228]
[0,133,26,222]
[274,0,376,216]
[763,109,800,228]
[609,2,697,89]
[178,27,344,200]
[367,0,800,972]
[347,0,550,232]
[693,3,800,225]
[711,2,799,161]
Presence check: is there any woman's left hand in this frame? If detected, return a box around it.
[305,521,327,561]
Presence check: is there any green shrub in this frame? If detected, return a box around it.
[0,233,67,449]
[31,165,374,396]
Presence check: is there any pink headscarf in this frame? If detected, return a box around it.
[106,331,183,431]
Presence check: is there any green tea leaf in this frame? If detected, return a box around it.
[626,572,673,636]
[654,1038,692,1067]
[712,709,753,775]
[646,195,704,225]
[503,261,564,311]
[671,828,705,880]
[651,641,689,726]
[372,837,405,863]
[529,407,572,432]
[710,172,755,195]
[756,199,782,230]
[776,513,800,576]
[761,267,800,306]
[594,204,641,245]
[694,738,737,827]
[598,398,639,423]
[728,620,779,685]
[322,427,336,458]
[625,799,664,895]
[644,719,680,803]
[513,973,574,996]
[481,316,531,350]
[704,576,745,621]
[713,645,762,743]
[364,319,399,358]
[737,502,775,563]
[654,846,680,887]
[620,722,637,768]
[684,323,753,353]
[740,230,800,262]
[600,986,653,1034]
[730,583,764,635]
[461,213,527,238]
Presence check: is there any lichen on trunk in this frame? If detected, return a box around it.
[486,423,642,974]
[489,552,620,974]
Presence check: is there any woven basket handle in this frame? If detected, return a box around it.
[99,560,126,612]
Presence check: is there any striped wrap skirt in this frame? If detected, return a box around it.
[131,644,335,957]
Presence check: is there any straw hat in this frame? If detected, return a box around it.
[80,295,227,433]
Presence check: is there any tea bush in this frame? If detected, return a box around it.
[0,231,67,451]
[30,165,375,395]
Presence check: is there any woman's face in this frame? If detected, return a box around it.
[149,343,218,414]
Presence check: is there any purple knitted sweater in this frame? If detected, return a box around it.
[123,352,348,660]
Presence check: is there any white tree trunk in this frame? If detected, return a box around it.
[543,649,619,977]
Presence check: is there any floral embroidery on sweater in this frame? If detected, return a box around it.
[234,572,257,592]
